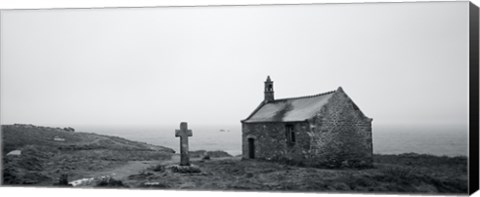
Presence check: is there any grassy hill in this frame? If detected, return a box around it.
[2,124,173,153]
[2,124,174,185]
[1,124,468,194]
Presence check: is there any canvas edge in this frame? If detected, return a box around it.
[0,10,4,187]
[0,2,476,195]
[469,1,480,195]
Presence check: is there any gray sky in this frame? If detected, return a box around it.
[0,2,470,127]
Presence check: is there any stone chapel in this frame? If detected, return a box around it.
[241,76,373,168]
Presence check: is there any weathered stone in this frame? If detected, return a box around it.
[175,122,192,166]
[241,76,373,168]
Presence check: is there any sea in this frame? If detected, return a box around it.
[73,124,468,157]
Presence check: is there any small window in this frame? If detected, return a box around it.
[268,84,273,91]
[285,124,295,146]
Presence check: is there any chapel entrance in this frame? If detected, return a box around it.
[248,138,255,159]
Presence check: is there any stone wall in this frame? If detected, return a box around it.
[242,121,311,162]
[308,88,373,168]
[241,87,373,168]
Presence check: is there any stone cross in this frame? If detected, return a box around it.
[175,122,192,166]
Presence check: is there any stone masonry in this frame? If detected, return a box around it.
[241,76,373,168]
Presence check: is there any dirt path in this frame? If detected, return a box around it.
[68,155,181,187]
[69,154,238,187]
[92,155,181,180]
[92,154,236,181]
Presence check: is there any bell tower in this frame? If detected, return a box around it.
[264,76,274,102]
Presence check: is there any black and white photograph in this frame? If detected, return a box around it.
[0,0,478,196]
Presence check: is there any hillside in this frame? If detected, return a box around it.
[2,124,175,185]
[1,124,468,194]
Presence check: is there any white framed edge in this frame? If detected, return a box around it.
[0,1,478,197]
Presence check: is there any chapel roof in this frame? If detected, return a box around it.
[243,90,336,123]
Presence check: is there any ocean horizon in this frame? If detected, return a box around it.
[64,124,468,157]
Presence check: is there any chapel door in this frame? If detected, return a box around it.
[248,138,255,159]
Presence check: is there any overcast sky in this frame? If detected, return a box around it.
[0,2,470,127]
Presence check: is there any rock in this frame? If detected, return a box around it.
[168,165,201,173]
[6,150,21,156]
[143,181,170,188]
[190,150,232,158]
[151,164,165,172]
[63,127,75,132]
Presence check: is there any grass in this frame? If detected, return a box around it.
[2,124,175,154]
[2,124,468,194]
[2,124,174,186]
[125,154,467,194]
